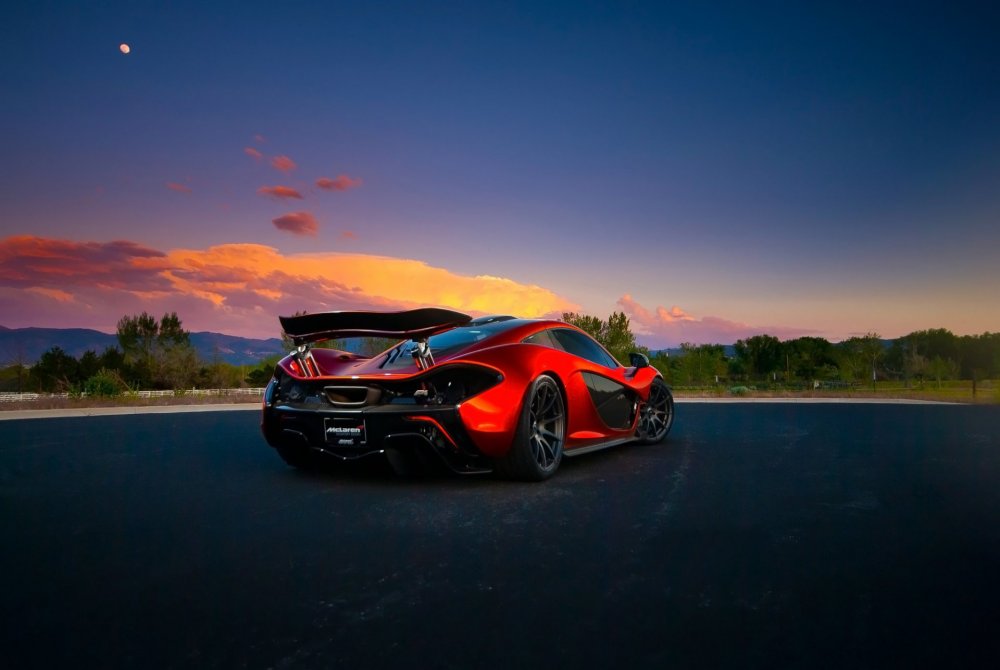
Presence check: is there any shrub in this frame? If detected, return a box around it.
[729,385,751,396]
[83,369,128,397]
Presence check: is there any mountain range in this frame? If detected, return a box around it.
[0,326,771,367]
[0,326,286,366]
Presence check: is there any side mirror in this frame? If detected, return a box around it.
[628,352,649,369]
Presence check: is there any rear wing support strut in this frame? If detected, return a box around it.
[411,339,434,371]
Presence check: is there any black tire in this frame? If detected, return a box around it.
[495,374,566,481]
[635,378,674,444]
[275,442,317,469]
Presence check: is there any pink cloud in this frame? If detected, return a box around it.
[617,294,816,347]
[316,174,363,192]
[26,287,74,303]
[340,230,358,241]
[257,185,304,200]
[244,147,263,161]
[165,182,192,194]
[0,236,172,292]
[271,211,318,236]
[271,155,297,173]
[254,134,266,144]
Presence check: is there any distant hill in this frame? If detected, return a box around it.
[188,332,286,365]
[0,327,286,366]
[0,328,119,363]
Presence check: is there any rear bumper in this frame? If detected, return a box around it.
[261,398,493,474]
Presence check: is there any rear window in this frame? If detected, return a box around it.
[381,320,524,369]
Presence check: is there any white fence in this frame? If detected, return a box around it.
[0,388,267,403]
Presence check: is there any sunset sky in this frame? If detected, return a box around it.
[2,1,998,346]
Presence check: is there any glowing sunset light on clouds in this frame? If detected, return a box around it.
[0,236,577,339]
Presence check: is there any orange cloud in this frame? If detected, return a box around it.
[0,236,578,338]
[271,155,297,172]
[617,294,814,347]
[166,182,192,194]
[316,174,363,192]
[244,147,263,160]
[272,212,318,236]
[257,185,304,200]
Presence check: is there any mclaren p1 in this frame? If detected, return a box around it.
[261,308,673,480]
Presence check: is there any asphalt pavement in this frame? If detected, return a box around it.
[1,403,998,668]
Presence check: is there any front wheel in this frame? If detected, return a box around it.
[636,378,674,444]
[494,374,566,481]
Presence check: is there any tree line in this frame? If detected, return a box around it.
[4,310,998,394]
[562,313,1000,387]
[2,312,278,395]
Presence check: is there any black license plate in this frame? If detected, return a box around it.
[324,416,367,446]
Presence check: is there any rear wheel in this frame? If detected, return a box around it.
[495,374,565,481]
[636,378,674,444]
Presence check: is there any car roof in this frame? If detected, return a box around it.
[433,317,585,356]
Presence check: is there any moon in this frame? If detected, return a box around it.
[119,43,130,54]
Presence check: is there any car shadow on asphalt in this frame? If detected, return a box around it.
[273,439,639,489]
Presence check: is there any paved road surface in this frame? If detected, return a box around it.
[2,404,999,668]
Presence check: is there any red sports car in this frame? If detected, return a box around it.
[261,308,674,480]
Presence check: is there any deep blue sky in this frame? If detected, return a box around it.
[2,1,998,342]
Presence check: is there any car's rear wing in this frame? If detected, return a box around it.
[280,308,472,346]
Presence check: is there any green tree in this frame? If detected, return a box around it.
[78,350,101,381]
[648,350,672,382]
[889,329,960,385]
[159,345,199,390]
[99,346,126,373]
[157,312,190,347]
[783,337,837,381]
[563,311,642,364]
[155,312,197,389]
[117,312,158,363]
[602,311,640,364]
[30,346,80,392]
[734,334,782,381]
[562,312,604,340]
[887,336,923,385]
[958,332,1000,380]
[838,332,884,386]
[247,355,282,386]
[926,356,958,387]
[0,344,31,393]
[676,343,726,385]
[116,311,197,389]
